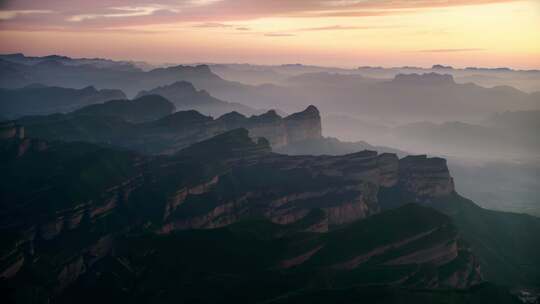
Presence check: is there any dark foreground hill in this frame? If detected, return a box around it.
[1,128,538,303]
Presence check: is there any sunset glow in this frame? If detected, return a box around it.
[0,0,539,68]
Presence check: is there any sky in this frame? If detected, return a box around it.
[0,0,539,69]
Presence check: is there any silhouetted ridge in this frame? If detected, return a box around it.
[250,110,282,122]
[218,111,247,121]
[285,104,320,120]
[153,110,213,129]
[216,111,249,128]
[0,85,126,118]
[73,94,175,123]
[136,80,258,117]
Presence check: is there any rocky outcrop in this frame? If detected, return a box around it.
[398,155,455,200]
[246,110,288,147]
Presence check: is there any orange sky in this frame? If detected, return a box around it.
[0,0,539,68]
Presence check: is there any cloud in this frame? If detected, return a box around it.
[0,0,522,31]
[67,6,178,22]
[264,33,296,37]
[0,10,52,21]
[193,22,233,28]
[417,48,486,53]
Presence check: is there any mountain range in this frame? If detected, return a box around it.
[1,53,539,304]
[2,54,538,123]
[0,85,126,119]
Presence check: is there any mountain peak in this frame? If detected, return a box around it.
[217,111,248,122]
[285,105,320,120]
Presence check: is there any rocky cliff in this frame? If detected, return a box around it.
[284,105,322,143]
[161,143,454,232]
[398,155,455,200]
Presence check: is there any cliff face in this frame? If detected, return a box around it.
[245,110,289,148]
[398,155,455,200]
[162,147,455,232]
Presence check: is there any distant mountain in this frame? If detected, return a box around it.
[209,63,289,85]
[3,55,537,121]
[321,114,392,143]
[0,53,140,71]
[0,85,126,118]
[391,116,540,158]
[485,110,540,130]
[136,81,258,117]
[0,54,246,97]
[391,72,455,86]
[212,62,540,93]
[208,72,539,122]
[72,95,175,123]
[284,72,381,87]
